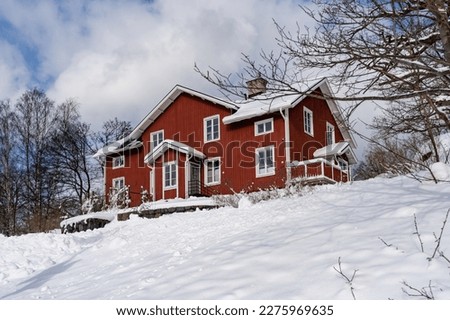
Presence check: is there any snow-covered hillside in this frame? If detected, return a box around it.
[1,174,450,300]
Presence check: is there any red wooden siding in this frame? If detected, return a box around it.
[289,92,345,162]
[222,113,287,193]
[104,148,148,205]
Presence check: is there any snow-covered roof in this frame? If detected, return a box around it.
[314,142,349,158]
[223,92,303,124]
[94,139,143,158]
[223,78,325,124]
[223,78,356,150]
[144,139,206,164]
[313,141,357,164]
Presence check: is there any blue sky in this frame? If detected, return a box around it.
[0,0,311,128]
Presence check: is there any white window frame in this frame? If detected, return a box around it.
[112,155,125,169]
[303,106,314,136]
[112,177,125,194]
[254,118,274,136]
[326,122,335,145]
[204,157,221,186]
[163,161,177,190]
[150,130,164,150]
[204,115,220,143]
[255,145,275,177]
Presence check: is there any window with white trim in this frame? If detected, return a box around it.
[254,118,274,136]
[112,177,125,194]
[326,122,335,145]
[112,155,125,169]
[164,162,177,190]
[304,107,314,136]
[150,130,164,150]
[205,158,221,185]
[338,158,348,171]
[204,115,220,142]
[256,145,275,177]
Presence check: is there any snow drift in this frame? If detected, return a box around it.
[1,174,450,299]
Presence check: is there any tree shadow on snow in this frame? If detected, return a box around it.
[1,257,78,299]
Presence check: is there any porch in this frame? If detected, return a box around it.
[289,158,350,184]
[144,139,210,201]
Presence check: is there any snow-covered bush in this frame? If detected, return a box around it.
[140,187,151,203]
[108,186,131,209]
[81,191,104,215]
[213,181,305,207]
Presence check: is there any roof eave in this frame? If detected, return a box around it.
[144,139,206,164]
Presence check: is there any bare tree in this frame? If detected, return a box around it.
[14,89,60,232]
[92,117,132,174]
[354,136,417,180]
[1,90,111,234]
[196,0,450,125]
[93,117,132,147]
[372,98,446,162]
[48,100,100,217]
[0,100,21,235]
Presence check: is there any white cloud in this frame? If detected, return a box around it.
[0,0,311,127]
[0,40,30,100]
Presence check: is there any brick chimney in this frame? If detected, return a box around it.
[246,77,268,98]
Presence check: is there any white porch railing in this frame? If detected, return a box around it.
[289,158,350,183]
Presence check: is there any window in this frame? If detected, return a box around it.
[254,118,274,136]
[304,107,314,136]
[204,115,220,142]
[112,177,125,194]
[205,158,221,185]
[338,158,348,171]
[164,162,177,190]
[256,146,275,177]
[112,155,125,169]
[326,122,335,145]
[151,130,164,150]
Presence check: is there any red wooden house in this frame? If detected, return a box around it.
[95,78,357,207]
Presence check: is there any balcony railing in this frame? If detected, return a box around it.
[289,158,349,183]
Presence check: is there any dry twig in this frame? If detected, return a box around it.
[333,257,358,300]
[402,280,435,300]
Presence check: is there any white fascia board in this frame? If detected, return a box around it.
[144,139,206,164]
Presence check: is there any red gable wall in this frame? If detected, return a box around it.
[289,92,345,162]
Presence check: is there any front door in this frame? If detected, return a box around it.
[188,162,201,196]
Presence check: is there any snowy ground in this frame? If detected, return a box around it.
[1,174,450,299]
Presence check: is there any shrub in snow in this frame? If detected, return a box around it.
[212,194,240,208]
[108,186,131,209]
[81,192,104,215]
[213,182,304,207]
[140,187,150,203]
